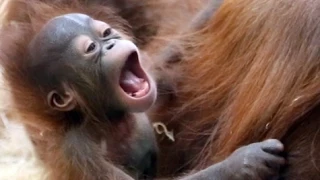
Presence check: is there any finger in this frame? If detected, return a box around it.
[261,139,284,155]
[261,151,286,170]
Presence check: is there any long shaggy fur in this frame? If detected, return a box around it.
[4,0,318,179]
[0,1,47,179]
[151,0,320,179]
[0,0,207,179]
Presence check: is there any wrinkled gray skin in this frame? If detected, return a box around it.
[28,13,285,180]
[181,139,285,180]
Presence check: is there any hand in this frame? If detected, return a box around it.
[222,139,285,180]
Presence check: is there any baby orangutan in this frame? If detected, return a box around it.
[0,13,285,180]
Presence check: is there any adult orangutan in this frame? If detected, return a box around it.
[0,0,286,180]
[3,0,317,179]
[148,0,320,179]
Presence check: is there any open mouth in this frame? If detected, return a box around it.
[119,51,150,98]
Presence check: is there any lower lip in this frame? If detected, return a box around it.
[122,80,150,99]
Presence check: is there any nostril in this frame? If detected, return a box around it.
[103,39,116,51]
[106,43,115,50]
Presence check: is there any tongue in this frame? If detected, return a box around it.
[120,70,145,93]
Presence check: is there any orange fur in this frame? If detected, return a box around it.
[3,0,315,179]
[0,1,147,179]
[0,1,211,179]
[150,0,320,179]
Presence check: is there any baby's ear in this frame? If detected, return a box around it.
[47,89,76,111]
